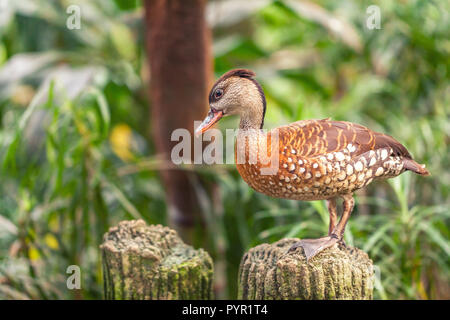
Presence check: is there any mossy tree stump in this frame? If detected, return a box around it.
[239,238,374,300]
[101,220,214,300]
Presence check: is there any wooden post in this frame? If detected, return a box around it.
[238,238,374,300]
[101,220,214,300]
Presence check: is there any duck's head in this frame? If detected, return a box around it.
[195,69,266,135]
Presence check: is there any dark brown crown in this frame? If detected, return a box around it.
[219,69,256,80]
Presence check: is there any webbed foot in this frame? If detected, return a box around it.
[287,236,339,262]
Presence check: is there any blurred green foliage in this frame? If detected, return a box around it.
[0,0,448,299]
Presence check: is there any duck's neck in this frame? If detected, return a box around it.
[238,79,267,130]
[239,110,264,130]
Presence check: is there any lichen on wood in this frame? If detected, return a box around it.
[101,219,214,300]
[238,238,374,300]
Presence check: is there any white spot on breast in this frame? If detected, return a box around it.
[346,164,354,175]
[291,149,296,154]
[327,153,334,160]
[283,163,288,168]
[327,163,333,172]
[335,152,345,161]
[375,167,384,176]
[298,159,303,165]
[381,149,388,160]
[287,157,293,162]
[313,163,318,168]
[357,173,365,182]
[305,172,312,179]
[285,177,290,182]
[369,157,376,166]
[289,164,295,172]
[315,172,321,178]
[303,186,309,191]
[354,161,363,171]
[299,167,305,173]
[325,177,331,184]
[337,171,346,181]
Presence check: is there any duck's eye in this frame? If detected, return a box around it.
[214,89,223,99]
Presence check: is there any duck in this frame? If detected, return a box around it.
[195,69,429,261]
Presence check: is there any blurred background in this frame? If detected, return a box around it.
[0,0,448,299]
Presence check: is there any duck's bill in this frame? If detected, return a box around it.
[195,110,223,136]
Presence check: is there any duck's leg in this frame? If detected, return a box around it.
[327,197,338,236]
[288,194,354,261]
[330,194,354,240]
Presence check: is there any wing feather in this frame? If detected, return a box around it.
[274,119,411,159]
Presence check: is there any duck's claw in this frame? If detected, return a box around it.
[338,238,348,249]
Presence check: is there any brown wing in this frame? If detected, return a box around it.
[274,119,412,159]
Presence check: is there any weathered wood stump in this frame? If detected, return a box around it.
[101,220,214,300]
[238,238,373,300]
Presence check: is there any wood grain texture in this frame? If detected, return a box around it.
[238,238,374,300]
[101,220,214,300]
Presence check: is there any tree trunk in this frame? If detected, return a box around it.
[238,238,374,300]
[101,220,214,300]
[143,0,212,244]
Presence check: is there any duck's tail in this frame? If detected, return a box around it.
[403,158,430,176]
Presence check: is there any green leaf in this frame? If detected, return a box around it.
[418,222,450,256]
